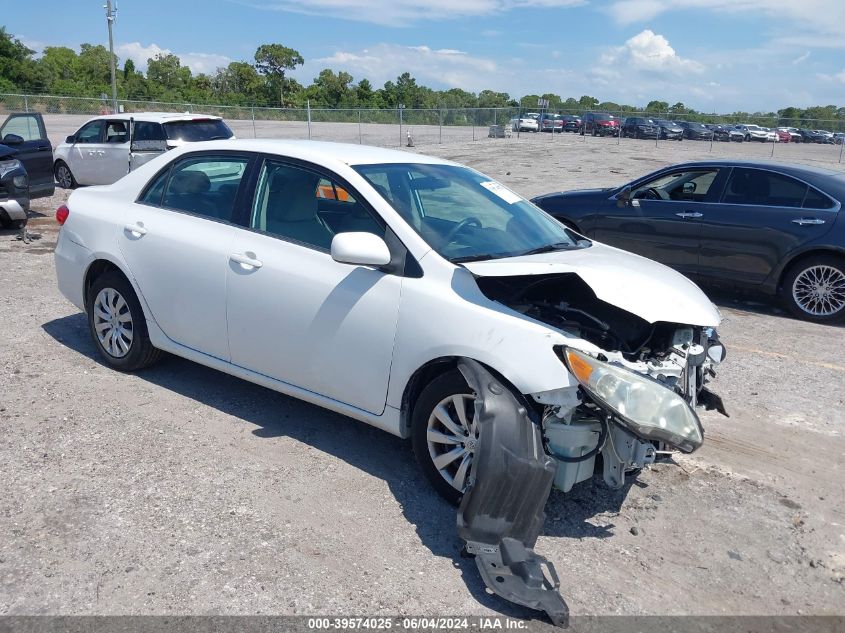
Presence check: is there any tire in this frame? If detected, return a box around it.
[780,254,845,323]
[0,215,26,230]
[87,271,163,371]
[411,369,478,506]
[9,218,26,229]
[55,160,77,189]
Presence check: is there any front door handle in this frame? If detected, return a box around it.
[792,218,825,226]
[230,253,263,269]
[675,211,703,219]
[124,223,147,236]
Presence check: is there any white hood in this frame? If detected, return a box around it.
[462,243,720,327]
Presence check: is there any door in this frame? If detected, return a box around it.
[129,121,168,171]
[226,158,402,415]
[98,119,131,183]
[118,153,252,360]
[698,167,838,286]
[593,167,724,275]
[0,113,54,197]
[67,120,105,185]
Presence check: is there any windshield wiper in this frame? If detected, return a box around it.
[515,241,579,257]
[451,254,499,263]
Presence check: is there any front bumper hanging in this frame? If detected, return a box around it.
[456,359,569,628]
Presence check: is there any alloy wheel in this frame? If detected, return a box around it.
[56,164,73,189]
[93,287,134,358]
[792,265,845,317]
[426,393,477,493]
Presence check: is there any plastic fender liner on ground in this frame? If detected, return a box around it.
[456,359,569,628]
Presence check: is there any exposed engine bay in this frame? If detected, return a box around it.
[458,274,728,626]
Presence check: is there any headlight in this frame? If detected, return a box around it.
[0,159,23,179]
[561,347,703,453]
[13,174,27,188]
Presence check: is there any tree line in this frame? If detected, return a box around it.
[1,27,843,126]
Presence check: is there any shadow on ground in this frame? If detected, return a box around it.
[42,312,636,622]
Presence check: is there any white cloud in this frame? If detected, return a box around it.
[595,30,704,80]
[606,1,845,46]
[249,0,584,26]
[817,69,845,85]
[305,44,500,91]
[792,51,811,64]
[116,42,231,75]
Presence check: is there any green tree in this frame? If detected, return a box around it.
[0,27,35,90]
[309,69,354,108]
[254,43,304,106]
[146,53,191,95]
[645,100,669,113]
[578,95,599,109]
[77,43,116,94]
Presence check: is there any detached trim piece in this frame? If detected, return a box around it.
[456,359,569,628]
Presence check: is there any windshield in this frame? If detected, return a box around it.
[163,119,233,142]
[353,163,580,262]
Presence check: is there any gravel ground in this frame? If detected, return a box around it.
[1,130,843,624]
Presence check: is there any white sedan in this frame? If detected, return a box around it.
[54,140,725,621]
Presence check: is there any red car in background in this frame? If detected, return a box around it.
[580,112,621,137]
[773,128,791,143]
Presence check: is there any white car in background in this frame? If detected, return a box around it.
[733,124,770,142]
[53,112,234,188]
[778,127,803,142]
[53,139,726,624]
[510,112,540,132]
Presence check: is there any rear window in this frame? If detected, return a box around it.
[593,114,613,121]
[163,119,233,142]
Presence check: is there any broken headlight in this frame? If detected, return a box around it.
[561,347,703,453]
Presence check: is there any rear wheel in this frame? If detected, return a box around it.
[87,271,162,370]
[411,369,478,506]
[780,255,845,323]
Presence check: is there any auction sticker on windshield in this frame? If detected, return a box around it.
[480,180,522,204]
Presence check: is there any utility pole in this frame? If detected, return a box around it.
[105,1,118,113]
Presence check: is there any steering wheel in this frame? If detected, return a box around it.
[642,187,663,200]
[443,217,482,243]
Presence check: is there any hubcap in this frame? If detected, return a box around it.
[793,265,845,317]
[57,165,71,188]
[93,288,134,358]
[426,393,477,493]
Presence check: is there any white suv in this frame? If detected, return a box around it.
[53,112,234,188]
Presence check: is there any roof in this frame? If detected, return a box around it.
[86,112,224,123]
[170,138,457,167]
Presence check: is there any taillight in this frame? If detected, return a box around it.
[56,205,69,225]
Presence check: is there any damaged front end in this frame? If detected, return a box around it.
[457,272,727,626]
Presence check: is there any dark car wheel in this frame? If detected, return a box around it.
[411,369,479,506]
[781,255,845,323]
[55,161,77,189]
[87,271,163,371]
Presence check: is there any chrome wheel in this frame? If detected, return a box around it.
[426,393,477,493]
[792,265,845,317]
[93,287,134,358]
[56,163,73,189]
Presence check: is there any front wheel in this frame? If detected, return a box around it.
[780,255,845,323]
[411,369,478,506]
[55,161,77,189]
[87,271,163,370]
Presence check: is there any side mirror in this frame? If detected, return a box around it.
[2,134,23,145]
[683,182,696,194]
[616,185,632,208]
[65,135,76,144]
[331,232,391,267]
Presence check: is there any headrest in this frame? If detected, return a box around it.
[171,169,210,195]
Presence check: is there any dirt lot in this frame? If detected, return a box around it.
[1,131,843,624]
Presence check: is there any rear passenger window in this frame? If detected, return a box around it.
[722,168,806,207]
[161,156,249,221]
[133,121,166,141]
[803,188,835,210]
[139,168,169,206]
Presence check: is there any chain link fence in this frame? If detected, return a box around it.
[1,93,844,164]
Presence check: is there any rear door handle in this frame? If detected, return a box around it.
[675,211,703,219]
[792,218,825,226]
[230,253,263,269]
[124,223,147,236]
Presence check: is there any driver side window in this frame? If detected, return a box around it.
[633,169,719,202]
[75,121,104,144]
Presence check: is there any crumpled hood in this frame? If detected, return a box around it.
[0,144,18,160]
[462,242,720,327]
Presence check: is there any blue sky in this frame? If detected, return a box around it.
[7,0,845,111]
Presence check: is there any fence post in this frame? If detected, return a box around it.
[358,109,362,144]
[439,108,443,144]
[472,108,476,142]
[251,106,257,138]
[24,95,29,112]
[839,138,844,163]
[398,105,404,148]
[307,100,312,140]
